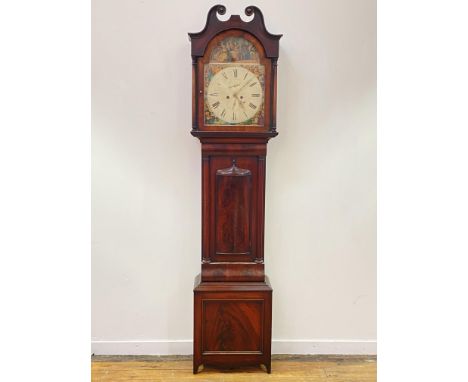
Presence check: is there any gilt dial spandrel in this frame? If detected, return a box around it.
[204,36,265,126]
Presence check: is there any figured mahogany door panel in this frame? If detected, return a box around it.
[215,161,251,257]
[202,299,263,354]
[209,156,259,263]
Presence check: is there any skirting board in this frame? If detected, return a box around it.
[91,339,376,356]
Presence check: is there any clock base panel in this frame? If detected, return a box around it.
[193,274,272,374]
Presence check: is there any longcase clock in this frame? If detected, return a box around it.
[189,5,282,373]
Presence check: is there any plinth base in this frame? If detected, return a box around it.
[193,274,272,374]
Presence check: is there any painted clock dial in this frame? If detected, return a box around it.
[203,35,266,126]
[206,66,263,124]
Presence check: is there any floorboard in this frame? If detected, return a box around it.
[92,355,376,381]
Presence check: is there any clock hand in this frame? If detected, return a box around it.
[233,77,253,96]
[233,94,245,110]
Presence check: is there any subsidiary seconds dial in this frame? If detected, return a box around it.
[207,66,263,124]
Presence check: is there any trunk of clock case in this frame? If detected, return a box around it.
[199,137,268,282]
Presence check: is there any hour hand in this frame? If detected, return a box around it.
[233,94,245,109]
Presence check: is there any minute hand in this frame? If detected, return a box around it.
[234,77,254,96]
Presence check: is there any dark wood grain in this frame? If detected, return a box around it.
[203,299,262,352]
[200,141,270,272]
[190,5,281,374]
[215,161,252,257]
[194,276,272,373]
[201,262,264,282]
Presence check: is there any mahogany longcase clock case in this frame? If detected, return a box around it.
[189,5,282,373]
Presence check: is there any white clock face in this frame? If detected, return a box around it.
[206,66,263,124]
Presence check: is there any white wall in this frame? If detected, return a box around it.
[92,0,376,355]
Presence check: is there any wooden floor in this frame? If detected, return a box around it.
[92,355,376,381]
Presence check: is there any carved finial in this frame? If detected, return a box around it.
[232,158,237,166]
[245,5,264,21]
[245,6,255,17]
[216,4,226,16]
